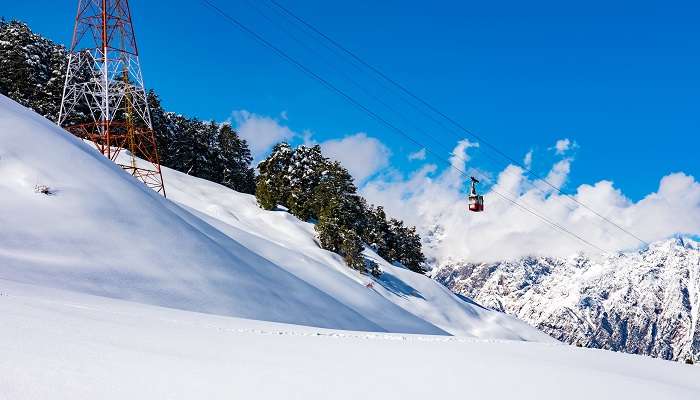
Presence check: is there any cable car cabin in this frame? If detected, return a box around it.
[468,193,484,212]
[468,176,484,212]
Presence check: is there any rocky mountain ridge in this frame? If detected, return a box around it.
[432,237,700,361]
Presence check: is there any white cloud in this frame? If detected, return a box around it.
[450,139,479,169]
[544,158,572,190]
[232,110,296,159]
[408,148,427,161]
[320,133,391,183]
[440,139,480,187]
[553,138,577,155]
[229,110,391,181]
[300,129,315,146]
[523,150,533,170]
[362,140,700,264]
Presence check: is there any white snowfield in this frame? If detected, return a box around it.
[2,280,699,400]
[1,94,699,398]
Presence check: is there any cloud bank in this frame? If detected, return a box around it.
[362,141,700,264]
[228,109,699,264]
[319,133,391,183]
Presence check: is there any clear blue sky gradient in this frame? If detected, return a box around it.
[4,0,698,200]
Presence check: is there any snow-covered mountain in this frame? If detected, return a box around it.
[432,237,700,361]
[2,94,700,400]
[0,93,549,341]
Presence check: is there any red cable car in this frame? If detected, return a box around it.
[468,176,484,212]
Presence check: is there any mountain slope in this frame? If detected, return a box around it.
[0,93,548,341]
[2,279,699,400]
[433,238,700,361]
[159,158,549,339]
[0,95,383,331]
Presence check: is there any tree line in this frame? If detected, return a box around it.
[147,92,255,194]
[0,19,255,194]
[0,18,426,275]
[257,143,426,274]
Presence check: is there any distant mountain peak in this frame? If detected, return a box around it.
[432,237,700,361]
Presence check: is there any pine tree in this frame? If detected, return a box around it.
[340,228,365,271]
[145,93,256,193]
[310,160,357,220]
[256,142,293,210]
[147,90,175,165]
[387,219,426,274]
[34,41,68,121]
[216,123,255,194]
[384,218,402,263]
[317,181,366,270]
[287,145,326,221]
[316,194,365,270]
[0,19,258,195]
[401,225,426,273]
[0,20,89,123]
[200,121,221,182]
[0,20,51,113]
[361,205,390,256]
[169,117,212,177]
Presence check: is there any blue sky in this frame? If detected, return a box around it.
[4,0,699,201]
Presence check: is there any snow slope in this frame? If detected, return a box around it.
[2,95,699,400]
[161,158,546,339]
[0,93,547,340]
[1,280,699,400]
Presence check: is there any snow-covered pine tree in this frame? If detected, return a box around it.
[401,225,426,273]
[146,93,255,193]
[216,123,255,194]
[256,142,293,210]
[168,117,212,177]
[310,160,357,219]
[340,228,365,271]
[316,194,365,270]
[387,219,426,274]
[0,20,52,115]
[287,145,326,221]
[200,121,222,182]
[34,40,68,121]
[147,90,176,165]
[361,205,390,256]
[0,19,89,122]
[255,140,426,274]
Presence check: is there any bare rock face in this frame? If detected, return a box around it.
[432,238,700,361]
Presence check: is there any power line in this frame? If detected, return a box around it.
[251,0,602,223]
[242,0,606,246]
[265,0,649,248]
[244,0,504,181]
[199,0,610,254]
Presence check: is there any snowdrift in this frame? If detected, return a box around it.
[0,94,548,340]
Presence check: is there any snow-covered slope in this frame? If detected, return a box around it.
[433,238,700,361]
[3,95,699,400]
[2,280,699,400]
[0,93,547,341]
[160,158,546,339]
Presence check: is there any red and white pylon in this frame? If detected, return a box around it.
[58,0,165,195]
